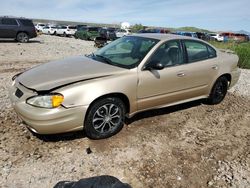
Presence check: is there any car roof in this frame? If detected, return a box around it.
[131,33,201,41]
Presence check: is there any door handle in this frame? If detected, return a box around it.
[212,65,218,70]
[177,72,185,77]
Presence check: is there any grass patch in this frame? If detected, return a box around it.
[209,41,250,69]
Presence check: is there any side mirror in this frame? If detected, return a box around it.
[144,61,164,70]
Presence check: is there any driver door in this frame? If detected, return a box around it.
[137,40,191,110]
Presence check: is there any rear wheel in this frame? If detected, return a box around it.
[85,97,125,139]
[207,76,229,104]
[16,32,29,43]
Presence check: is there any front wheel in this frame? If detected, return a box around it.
[84,98,125,139]
[16,32,29,43]
[207,76,229,104]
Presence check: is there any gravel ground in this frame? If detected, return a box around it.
[0,35,249,188]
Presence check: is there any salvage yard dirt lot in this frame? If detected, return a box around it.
[0,35,250,188]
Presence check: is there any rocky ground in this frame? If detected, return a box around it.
[0,35,249,188]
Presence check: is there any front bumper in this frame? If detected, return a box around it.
[9,81,88,134]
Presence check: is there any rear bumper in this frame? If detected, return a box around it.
[229,68,240,89]
[28,30,37,38]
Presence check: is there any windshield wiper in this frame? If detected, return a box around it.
[95,54,114,65]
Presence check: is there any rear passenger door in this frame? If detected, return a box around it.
[0,18,19,38]
[181,40,219,95]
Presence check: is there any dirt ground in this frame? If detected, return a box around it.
[0,35,249,188]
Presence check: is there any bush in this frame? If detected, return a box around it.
[232,43,250,69]
[209,41,250,69]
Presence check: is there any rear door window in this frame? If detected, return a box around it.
[184,40,209,62]
[2,18,18,25]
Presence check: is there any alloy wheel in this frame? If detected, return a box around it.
[92,103,122,134]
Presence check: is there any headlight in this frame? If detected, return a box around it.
[27,94,64,108]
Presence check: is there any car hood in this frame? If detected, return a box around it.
[17,56,127,91]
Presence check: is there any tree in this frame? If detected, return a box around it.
[130,24,144,33]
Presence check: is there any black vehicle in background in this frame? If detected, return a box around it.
[0,16,37,43]
[99,27,117,41]
[196,32,210,41]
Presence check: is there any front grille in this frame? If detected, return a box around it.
[15,88,23,98]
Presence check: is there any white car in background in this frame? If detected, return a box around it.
[56,25,76,37]
[35,23,46,32]
[209,33,224,42]
[41,26,57,35]
[115,29,131,38]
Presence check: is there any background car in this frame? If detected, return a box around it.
[35,23,46,32]
[41,25,57,35]
[138,28,168,33]
[195,32,211,41]
[99,27,117,40]
[0,16,37,42]
[173,31,198,38]
[56,25,76,37]
[10,34,240,139]
[209,33,224,41]
[115,29,131,38]
[74,26,101,40]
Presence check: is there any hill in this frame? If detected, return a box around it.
[170,26,212,33]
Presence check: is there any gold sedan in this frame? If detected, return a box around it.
[9,34,240,139]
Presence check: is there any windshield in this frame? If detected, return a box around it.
[93,36,159,69]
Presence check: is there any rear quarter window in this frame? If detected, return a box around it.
[207,45,217,58]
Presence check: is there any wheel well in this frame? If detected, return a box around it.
[220,73,231,86]
[87,93,130,114]
[16,31,29,37]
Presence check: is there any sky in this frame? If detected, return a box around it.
[1,0,250,32]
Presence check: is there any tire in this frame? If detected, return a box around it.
[63,32,67,37]
[84,97,125,139]
[207,76,229,104]
[16,32,29,43]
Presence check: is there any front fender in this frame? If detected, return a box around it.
[55,70,138,113]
